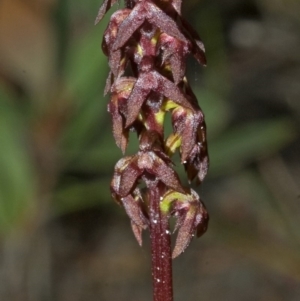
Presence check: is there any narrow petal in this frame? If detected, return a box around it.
[191,124,209,182]
[109,78,136,151]
[172,191,208,258]
[160,190,186,214]
[111,157,133,198]
[181,18,207,65]
[159,189,208,258]
[195,201,209,238]
[184,146,209,183]
[170,52,186,85]
[172,209,195,258]
[198,153,209,182]
[146,2,187,43]
[172,0,182,14]
[181,18,205,52]
[158,73,194,111]
[122,193,148,229]
[131,221,143,246]
[109,49,122,77]
[181,110,204,162]
[95,0,118,25]
[158,33,188,84]
[108,96,125,150]
[104,71,113,96]
[103,10,131,76]
[113,4,145,50]
[171,107,193,162]
[142,105,165,136]
[125,74,152,127]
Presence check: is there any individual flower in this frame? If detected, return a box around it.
[160,189,209,258]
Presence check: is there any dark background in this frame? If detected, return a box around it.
[0,0,299,300]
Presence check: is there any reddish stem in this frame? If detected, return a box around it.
[149,186,173,301]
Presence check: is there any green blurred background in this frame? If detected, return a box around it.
[0,0,299,300]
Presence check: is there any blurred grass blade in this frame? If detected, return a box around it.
[62,26,109,152]
[64,25,108,100]
[209,118,296,176]
[0,88,36,232]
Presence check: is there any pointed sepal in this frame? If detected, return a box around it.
[95,0,118,25]
[113,0,188,51]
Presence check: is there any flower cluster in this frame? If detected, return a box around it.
[97,0,209,258]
